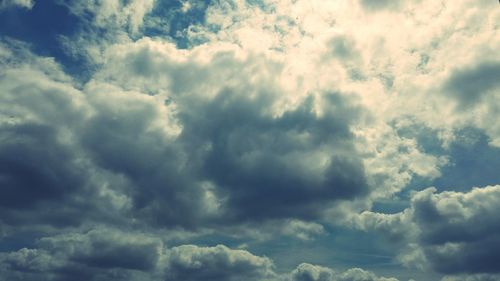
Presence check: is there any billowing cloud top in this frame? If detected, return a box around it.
[0,0,499,281]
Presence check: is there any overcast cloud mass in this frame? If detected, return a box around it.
[0,0,499,280]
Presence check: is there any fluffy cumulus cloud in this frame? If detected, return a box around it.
[354,185,500,280]
[0,0,499,280]
[0,227,163,281]
[165,244,275,281]
[288,263,399,281]
[0,35,376,232]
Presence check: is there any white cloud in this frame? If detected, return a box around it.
[287,262,399,281]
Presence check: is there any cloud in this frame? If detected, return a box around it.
[411,186,500,274]
[288,263,399,281]
[0,0,34,10]
[1,0,499,279]
[165,244,275,281]
[354,185,500,277]
[0,50,110,231]
[439,61,500,147]
[182,91,369,222]
[90,38,373,225]
[441,274,500,281]
[444,62,500,109]
[0,34,374,235]
[0,227,164,281]
[0,228,400,281]
[358,0,404,11]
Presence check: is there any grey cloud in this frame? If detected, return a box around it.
[0,49,200,234]
[1,230,400,281]
[442,274,500,281]
[355,185,500,276]
[411,186,500,274]
[442,61,500,147]
[0,123,114,232]
[2,0,498,279]
[444,62,500,109]
[78,83,208,229]
[359,0,403,11]
[0,228,163,281]
[88,41,372,225]
[39,228,162,272]
[0,43,208,230]
[411,187,500,246]
[326,35,365,80]
[180,91,369,222]
[328,35,361,63]
[0,65,107,230]
[1,37,373,234]
[0,33,387,281]
[0,124,83,210]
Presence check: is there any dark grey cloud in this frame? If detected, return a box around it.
[0,63,108,230]
[444,62,500,109]
[179,91,369,223]
[0,228,163,281]
[0,123,82,209]
[64,236,160,271]
[425,236,500,275]
[355,185,500,276]
[0,123,104,230]
[78,41,372,226]
[78,84,207,229]
[0,50,204,232]
[411,186,500,274]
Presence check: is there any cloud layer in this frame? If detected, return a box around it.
[1,0,499,280]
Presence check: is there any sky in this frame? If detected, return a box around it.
[0,0,499,280]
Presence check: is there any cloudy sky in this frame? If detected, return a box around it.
[0,0,499,280]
